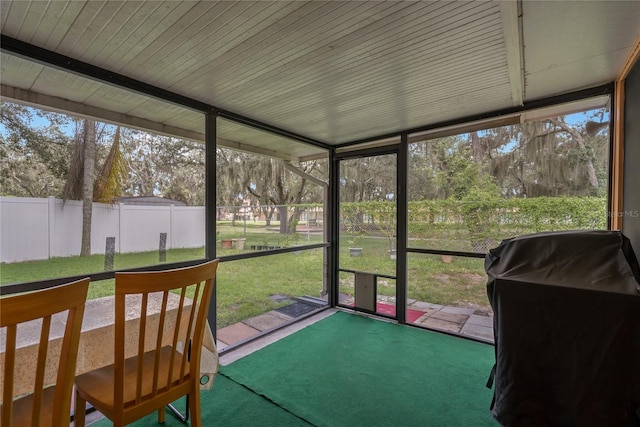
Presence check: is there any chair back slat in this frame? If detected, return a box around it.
[1,278,89,427]
[31,315,52,425]
[165,287,184,390]
[135,293,149,404]
[178,282,200,380]
[2,325,17,425]
[114,291,126,415]
[151,291,170,396]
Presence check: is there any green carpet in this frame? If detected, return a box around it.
[90,311,497,426]
[221,311,498,427]
[89,374,309,426]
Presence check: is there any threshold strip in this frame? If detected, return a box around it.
[218,372,317,426]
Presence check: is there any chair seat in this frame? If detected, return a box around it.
[75,346,191,413]
[0,386,56,426]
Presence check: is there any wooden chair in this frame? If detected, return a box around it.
[74,260,219,427]
[1,278,90,427]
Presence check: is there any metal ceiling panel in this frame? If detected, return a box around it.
[1,0,639,158]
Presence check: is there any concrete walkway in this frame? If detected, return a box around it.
[406,299,494,342]
[216,297,494,352]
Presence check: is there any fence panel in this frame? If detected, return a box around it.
[171,206,205,248]
[51,198,82,258]
[91,202,121,254]
[0,197,49,262]
[119,205,171,254]
[1,197,207,262]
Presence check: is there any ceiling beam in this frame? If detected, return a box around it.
[2,84,329,162]
[499,0,525,106]
[1,84,205,142]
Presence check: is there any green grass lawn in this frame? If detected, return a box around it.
[1,227,491,328]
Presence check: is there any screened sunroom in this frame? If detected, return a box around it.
[1,1,640,426]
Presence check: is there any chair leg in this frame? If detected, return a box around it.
[74,392,86,426]
[158,406,166,424]
[189,387,202,427]
[167,395,189,423]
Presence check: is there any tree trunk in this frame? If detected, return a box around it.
[471,131,482,163]
[278,205,288,234]
[287,176,307,233]
[262,206,273,226]
[80,120,96,256]
[288,207,303,234]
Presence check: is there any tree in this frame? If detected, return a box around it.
[81,120,96,256]
[62,120,129,256]
[63,119,97,256]
[93,126,127,203]
[340,155,396,203]
[121,129,205,205]
[488,117,607,197]
[243,156,322,234]
[0,102,71,197]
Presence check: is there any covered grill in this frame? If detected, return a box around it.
[485,230,640,426]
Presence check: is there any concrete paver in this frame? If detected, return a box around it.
[408,300,444,312]
[440,306,476,316]
[460,322,494,341]
[429,310,469,325]
[243,311,293,331]
[418,316,463,333]
[466,314,494,327]
[216,322,260,347]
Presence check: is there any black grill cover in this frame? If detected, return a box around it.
[485,230,640,426]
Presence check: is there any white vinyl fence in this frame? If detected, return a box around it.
[0,197,205,263]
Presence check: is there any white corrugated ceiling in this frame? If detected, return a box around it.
[1,1,639,160]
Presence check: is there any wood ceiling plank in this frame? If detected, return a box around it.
[125,1,234,74]
[0,0,29,36]
[161,2,303,90]
[188,1,436,96]
[65,1,139,60]
[172,1,331,93]
[132,1,299,87]
[191,2,393,93]
[269,68,511,126]
[77,1,155,63]
[2,0,69,46]
[30,67,102,104]
[108,1,203,74]
[150,2,277,83]
[241,35,506,120]
[40,1,87,52]
[0,55,41,90]
[220,2,501,108]
[239,23,505,110]
[56,1,114,56]
[209,1,408,98]
[96,1,187,71]
[222,0,490,93]
[279,69,511,138]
